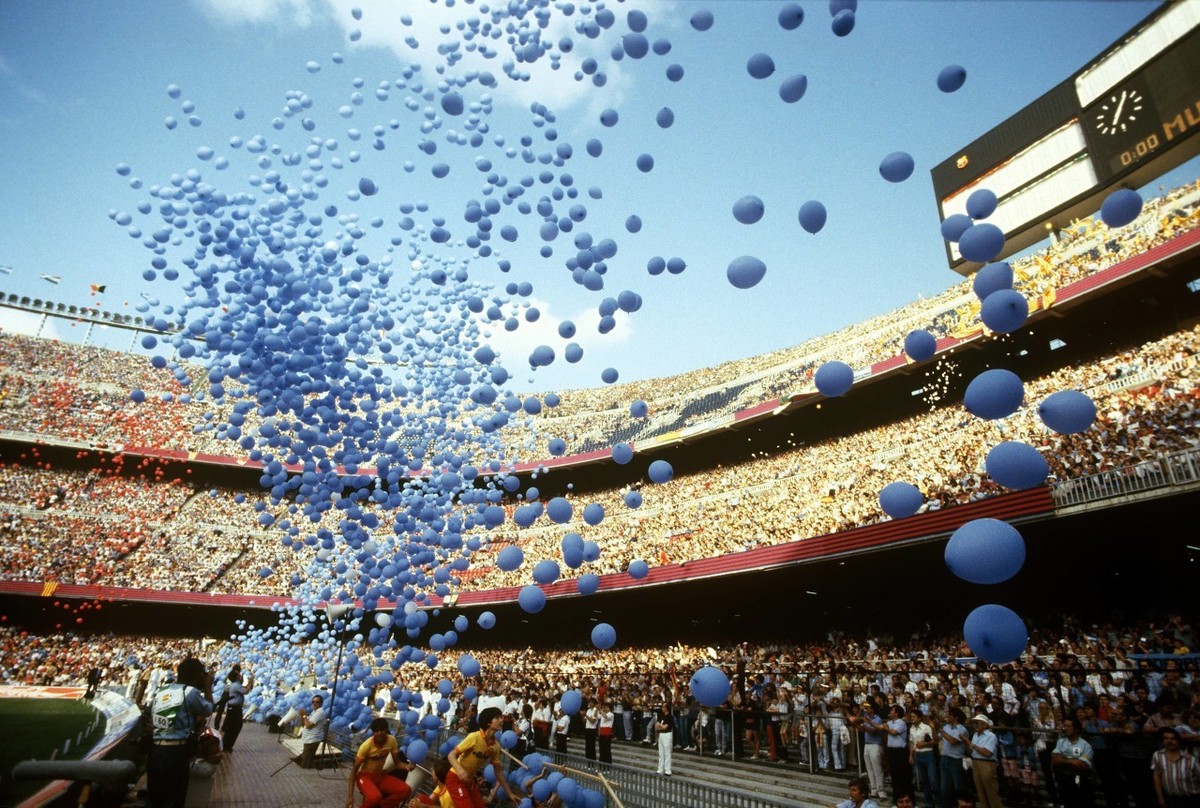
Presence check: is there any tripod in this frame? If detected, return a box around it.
[271,613,349,777]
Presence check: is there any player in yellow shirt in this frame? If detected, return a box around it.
[346,717,413,808]
[445,707,525,807]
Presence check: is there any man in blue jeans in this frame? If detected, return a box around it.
[939,708,971,808]
[909,709,941,808]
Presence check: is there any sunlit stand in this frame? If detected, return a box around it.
[271,602,354,777]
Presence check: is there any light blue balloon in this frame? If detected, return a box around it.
[591,623,616,649]
[496,546,524,572]
[577,574,601,596]
[560,689,583,715]
[533,560,560,585]
[628,559,649,579]
[689,666,730,707]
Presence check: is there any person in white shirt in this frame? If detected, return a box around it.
[298,695,327,769]
[598,701,615,763]
[552,706,570,754]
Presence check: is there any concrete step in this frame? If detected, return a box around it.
[562,739,857,808]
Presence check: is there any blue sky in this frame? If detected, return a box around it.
[0,0,1190,393]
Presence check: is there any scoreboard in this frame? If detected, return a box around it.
[932,0,1200,274]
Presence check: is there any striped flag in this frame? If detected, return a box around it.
[40,274,62,285]
[41,581,59,597]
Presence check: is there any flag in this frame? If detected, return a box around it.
[90,284,107,294]
[0,266,12,275]
[40,274,61,285]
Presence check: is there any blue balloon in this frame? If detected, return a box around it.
[583,503,605,525]
[1037,390,1096,435]
[733,195,765,225]
[648,460,674,484]
[626,215,642,233]
[986,441,1049,490]
[973,262,1013,300]
[814,360,853,397]
[627,9,648,32]
[623,33,650,59]
[499,730,518,750]
[631,400,648,418]
[666,63,684,81]
[958,223,1005,263]
[879,151,914,183]
[358,177,378,196]
[798,200,825,233]
[941,213,974,243]
[577,573,601,596]
[628,559,649,579]
[600,109,618,127]
[779,3,805,29]
[656,107,675,128]
[612,443,634,464]
[904,329,936,362]
[727,255,767,289]
[689,666,730,708]
[533,560,560,585]
[747,53,775,79]
[560,689,583,715]
[636,153,654,172]
[937,64,967,93]
[478,611,496,629]
[1101,188,1144,228]
[980,289,1028,334]
[964,604,1028,664]
[945,518,1025,585]
[779,73,809,103]
[564,343,584,363]
[624,490,642,509]
[518,585,546,614]
[586,138,603,157]
[966,188,998,220]
[457,654,481,678]
[691,9,714,31]
[831,9,855,36]
[879,481,923,519]
[591,623,616,650]
[601,367,619,384]
[546,497,572,524]
[497,546,524,572]
[441,92,464,116]
[407,739,429,764]
[964,369,1025,420]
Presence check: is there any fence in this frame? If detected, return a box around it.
[1051,446,1200,507]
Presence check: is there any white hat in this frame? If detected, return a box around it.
[971,714,992,727]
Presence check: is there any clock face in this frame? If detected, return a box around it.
[1094,89,1144,136]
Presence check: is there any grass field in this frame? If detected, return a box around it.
[0,698,106,806]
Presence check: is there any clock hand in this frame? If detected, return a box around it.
[1111,91,1127,126]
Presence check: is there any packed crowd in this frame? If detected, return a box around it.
[3,611,1196,807]
[2,183,1197,474]
[0,318,1196,595]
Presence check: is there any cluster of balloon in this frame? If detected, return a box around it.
[101,0,1079,736]
[935,185,1134,663]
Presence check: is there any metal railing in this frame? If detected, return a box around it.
[1051,446,1200,507]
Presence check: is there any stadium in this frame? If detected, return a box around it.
[1,2,1199,808]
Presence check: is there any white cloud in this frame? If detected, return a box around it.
[480,294,633,371]
[192,0,321,26]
